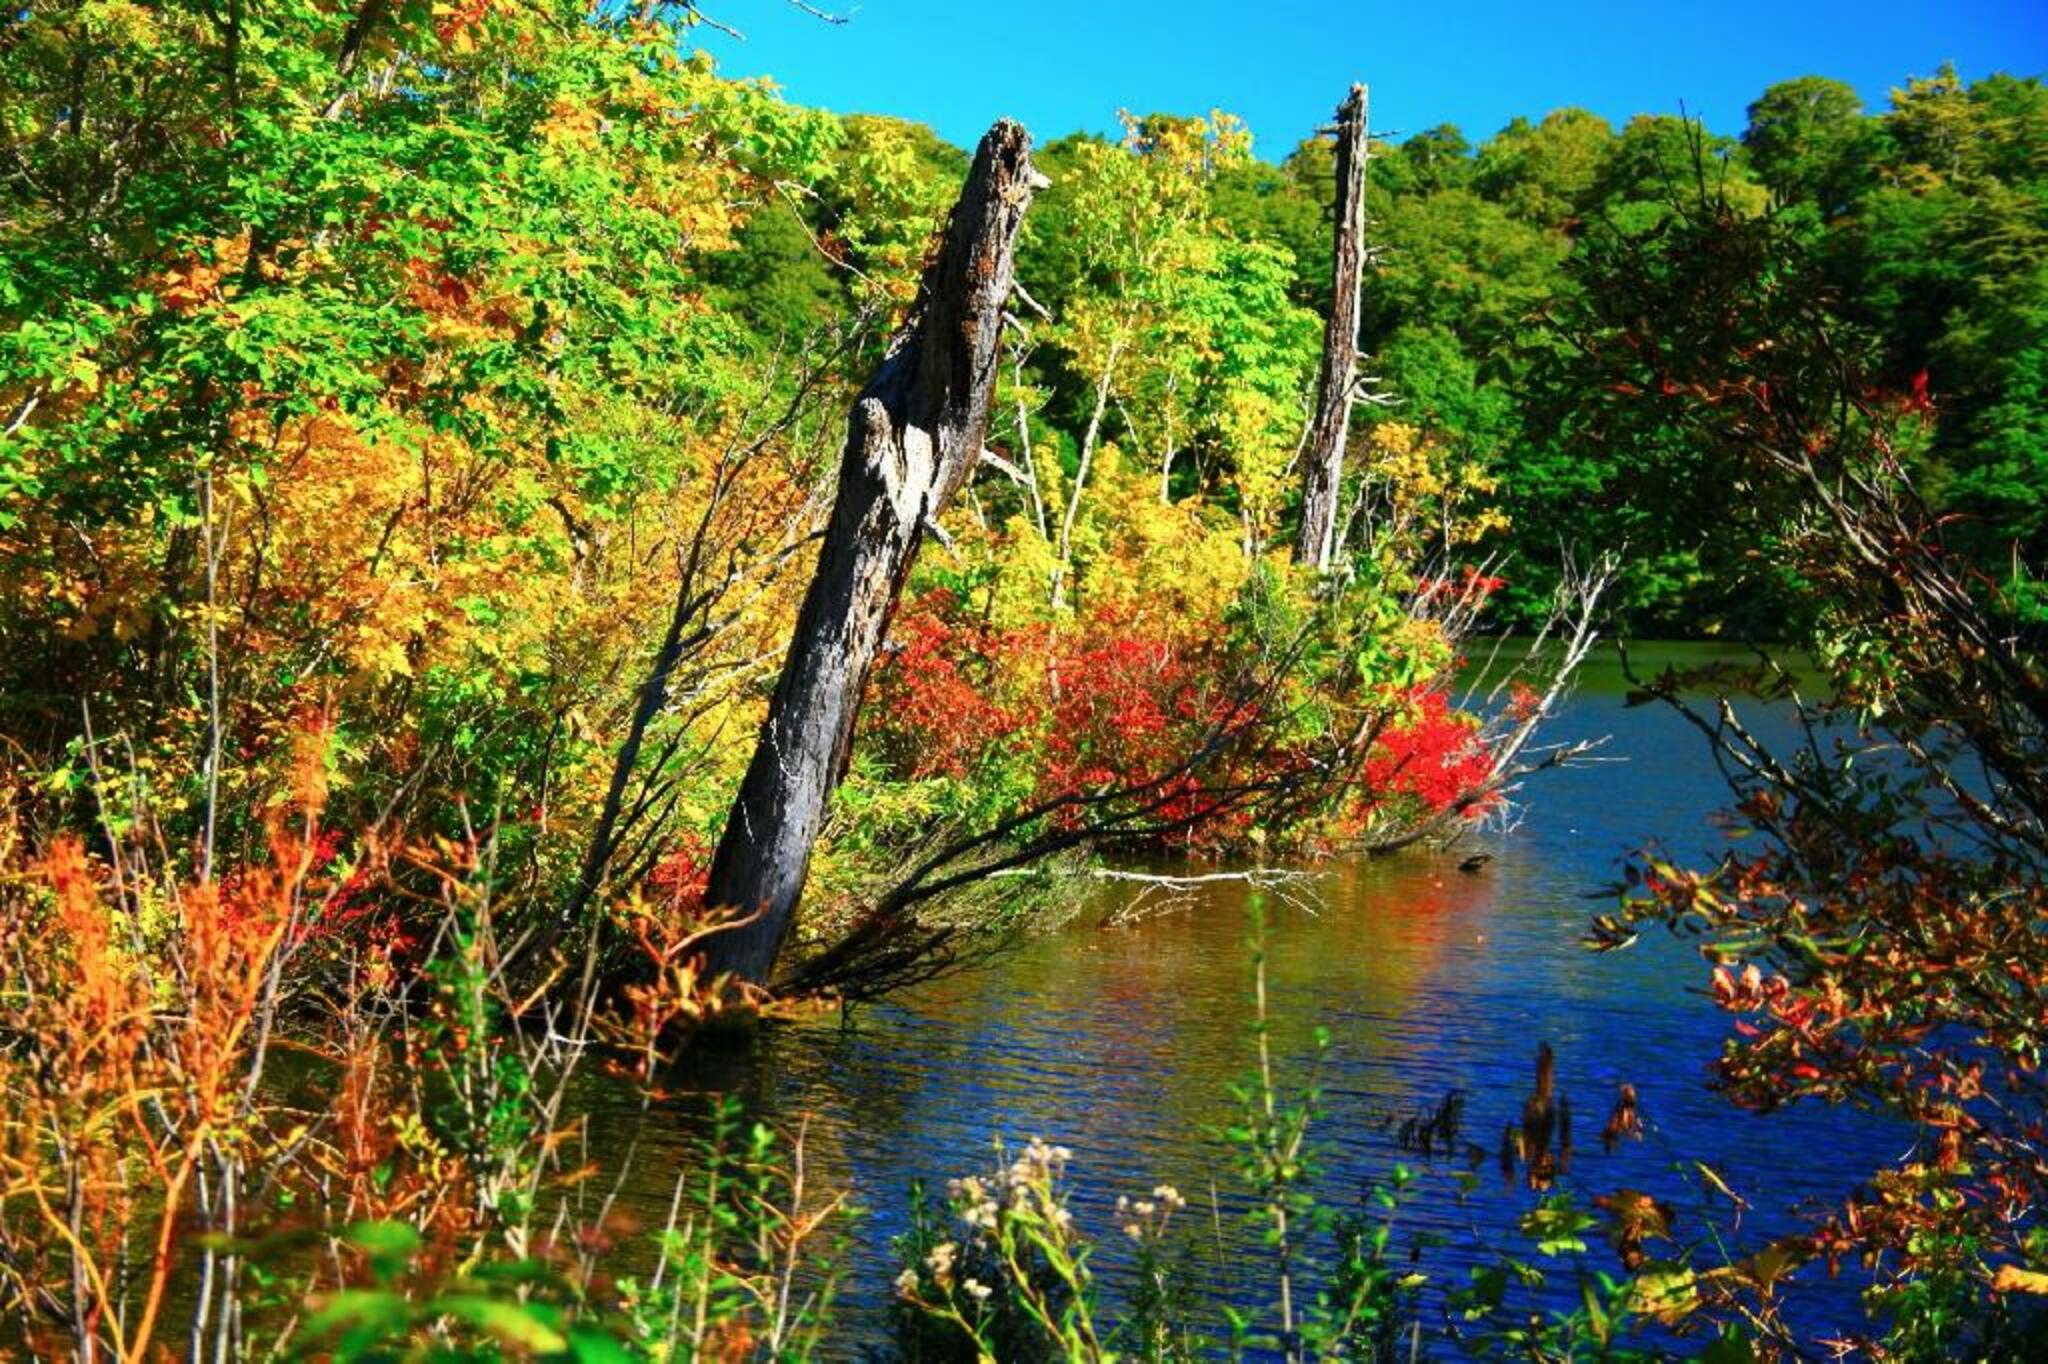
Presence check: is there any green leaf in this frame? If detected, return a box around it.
[1625,1261,1701,1326]
[295,1288,411,1359]
[567,1325,638,1363]
[430,1293,570,1352]
[1699,1329,1760,1363]
[342,1220,421,1285]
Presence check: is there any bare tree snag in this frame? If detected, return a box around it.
[699,121,1045,985]
[1296,83,1370,571]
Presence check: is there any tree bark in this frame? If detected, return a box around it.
[1296,83,1370,571]
[698,120,1044,985]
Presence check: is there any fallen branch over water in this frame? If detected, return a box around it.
[1087,866,1327,926]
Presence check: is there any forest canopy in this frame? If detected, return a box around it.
[3,3,2041,958]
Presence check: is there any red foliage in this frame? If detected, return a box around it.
[1416,564,1508,604]
[433,0,492,44]
[1034,609,1268,851]
[870,590,1028,779]
[873,593,1506,852]
[261,828,417,975]
[1040,621,1201,796]
[1907,367,1934,414]
[646,831,712,912]
[872,594,1261,849]
[1363,688,1493,816]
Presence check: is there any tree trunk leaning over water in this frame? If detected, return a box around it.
[1296,83,1370,571]
[699,120,1046,986]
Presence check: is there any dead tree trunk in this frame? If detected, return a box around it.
[1296,83,1370,571]
[698,121,1045,985]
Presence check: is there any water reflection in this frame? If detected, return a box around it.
[584,644,1897,1348]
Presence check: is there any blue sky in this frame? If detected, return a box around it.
[694,0,2047,158]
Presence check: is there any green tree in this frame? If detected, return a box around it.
[1389,123,1475,194]
[1840,68,2048,571]
[1591,114,1766,231]
[1742,75,1876,214]
[0,0,840,846]
[1209,138,1333,312]
[1472,108,1615,227]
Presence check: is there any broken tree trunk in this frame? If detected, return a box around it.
[1295,83,1370,571]
[698,120,1045,985]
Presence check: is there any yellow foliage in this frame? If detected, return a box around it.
[1050,446,1251,639]
[1215,384,1298,544]
[986,515,1062,635]
[1359,422,1510,556]
[1096,509,1250,639]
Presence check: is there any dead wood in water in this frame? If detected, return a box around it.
[698,120,1046,986]
[1296,83,1373,571]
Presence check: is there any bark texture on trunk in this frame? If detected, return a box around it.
[700,121,1043,985]
[1296,83,1370,571]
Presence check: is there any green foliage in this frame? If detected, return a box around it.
[273,1098,850,1362]
[1209,140,1337,314]
[1201,67,2048,634]
[1473,109,1616,228]
[292,1216,632,1363]
[1742,76,1877,214]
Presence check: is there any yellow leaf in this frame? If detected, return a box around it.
[1992,1264,2048,1294]
[1626,1263,1699,1325]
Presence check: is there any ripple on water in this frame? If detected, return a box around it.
[589,649,1902,1350]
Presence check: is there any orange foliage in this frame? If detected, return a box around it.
[1,816,300,1360]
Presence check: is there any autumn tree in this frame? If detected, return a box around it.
[0,0,851,936]
[1573,183,2048,1355]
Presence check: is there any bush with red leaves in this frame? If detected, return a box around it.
[869,590,1030,780]
[1362,687,1494,817]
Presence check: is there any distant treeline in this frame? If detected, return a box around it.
[716,67,2047,634]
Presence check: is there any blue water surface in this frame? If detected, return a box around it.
[585,645,1909,1354]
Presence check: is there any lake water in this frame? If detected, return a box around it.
[581,643,1905,1351]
